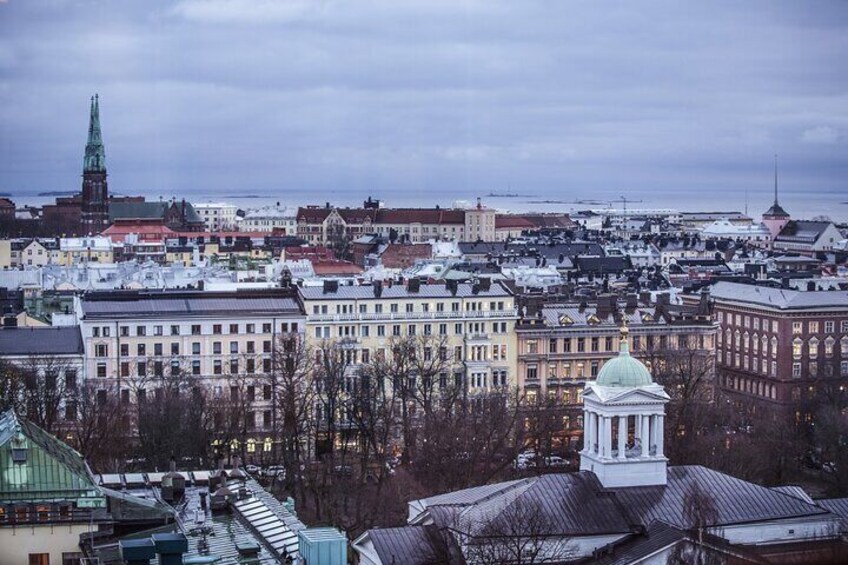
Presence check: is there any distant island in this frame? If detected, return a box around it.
[0,192,11,197]
[486,192,535,198]
[38,190,77,196]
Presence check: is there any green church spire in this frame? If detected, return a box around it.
[83,94,106,173]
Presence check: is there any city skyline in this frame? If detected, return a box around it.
[0,1,846,215]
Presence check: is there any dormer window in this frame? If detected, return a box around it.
[558,314,574,326]
[11,447,27,464]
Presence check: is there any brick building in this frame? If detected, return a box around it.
[700,282,848,418]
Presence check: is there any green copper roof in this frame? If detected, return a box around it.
[0,410,105,505]
[84,94,106,173]
[596,330,654,387]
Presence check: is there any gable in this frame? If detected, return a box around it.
[0,411,103,505]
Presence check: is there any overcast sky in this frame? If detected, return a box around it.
[0,0,846,210]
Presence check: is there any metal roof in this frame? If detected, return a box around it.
[710,281,848,310]
[81,295,302,319]
[92,475,306,565]
[299,282,512,301]
[595,520,686,565]
[0,409,100,502]
[382,465,837,561]
[615,466,830,528]
[0,326,83,356]
[368,525,448,565]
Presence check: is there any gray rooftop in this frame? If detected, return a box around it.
[80,292,303,319]
[299,282,512,301]
[710,281,848,310]
[615,466,830,528]
[0,326,83,356]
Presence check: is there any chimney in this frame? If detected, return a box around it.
[119,539,156,565]
[596,294,615,320]
[373,280,383,298]
[161,456,186,502]
[408,278,421,293]
[152,533,188,565]
[323,279,339,294]
[625,293,638,311]
[639,291,651,305]
[479,277,491,291]
[447,279,458,296]
[807,281,816,291]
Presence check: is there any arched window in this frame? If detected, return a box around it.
[809,337,820,358]
[793,338,803,359]
[824,337,835,357]
[771,337,778,357]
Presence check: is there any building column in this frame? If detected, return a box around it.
[602,417,612,459]
[641,415,650,457]
[656,414,665,457]
[634,414,642,441]
[582,409,592,453]
[617,415,627,460]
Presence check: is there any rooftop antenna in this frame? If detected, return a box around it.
[744,186,748,216]
[773,153,779,206]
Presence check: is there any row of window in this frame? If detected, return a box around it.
[97,339,278,358]
[92,322,298,338]
[526,334,705,355]
[525,361,600,381]
[719,350,778,376]
[719,310,848,336]
[311,300,508,315]
[722,375,778,399]
[792,336,848,359]
[313,321,510,339]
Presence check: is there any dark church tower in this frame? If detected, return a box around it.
[80,94,109,232]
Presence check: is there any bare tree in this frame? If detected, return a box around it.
[67,382,131,472]
[265,332,317,490]
[459,496,574,564]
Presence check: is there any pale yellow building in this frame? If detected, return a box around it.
[299,280,518,393]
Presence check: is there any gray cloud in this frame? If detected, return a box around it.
[0,0,846,215]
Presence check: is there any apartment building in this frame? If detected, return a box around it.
[0,326,85,423]
[515,294,716,450]
[192,202,239,231]
[701,281,848,415]
[75,289,305,441]
[238,205,298,233]
[296,200,497,245]
[299,279,518,393]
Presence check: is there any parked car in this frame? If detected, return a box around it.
[245,464,261,475]
[262,466,286,479]
[544,456,568,468]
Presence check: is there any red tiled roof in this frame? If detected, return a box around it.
[311,260,364,276]
[298,206,466,226]
[495,213,574,230]
[495,216,536,229]
[380,243,432,269]
[284,246,336,261]
[100,220,176,242]
[375,209,465,225]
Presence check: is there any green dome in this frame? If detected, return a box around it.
[596,333,653,387]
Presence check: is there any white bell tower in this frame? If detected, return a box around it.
[580,326,670,488]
